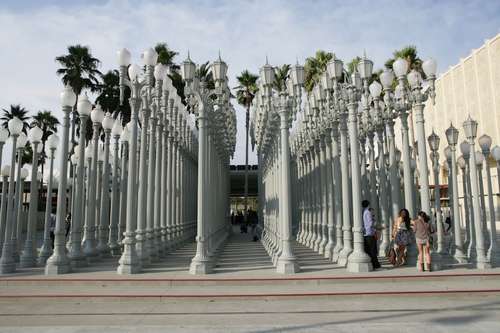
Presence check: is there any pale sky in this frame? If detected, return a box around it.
[0,0,499,172]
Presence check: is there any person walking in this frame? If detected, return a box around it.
[392,208,413,266]
[362,200,381,269]
[413,211,433,272]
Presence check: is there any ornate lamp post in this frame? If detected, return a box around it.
[0,166,9,253]
[13,133,28,261]
[45,85,76,275]
[475,151,489,248]
[118,126,129,249]
[108,119,122,255]
[0,117,24,273]
[38,134,59,264]
[428,131,445,255]
[478,135,498,260]
[463,117,490,269]
[445,124,467,263]
[97,112,114,257]
[19,126,43,267]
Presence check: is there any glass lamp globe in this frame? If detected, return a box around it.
[459,141,470,156]
[17,133,28,148]
[28,126,43,143]
[259,61,275,86]
[423,58,437,78]
[457,156,466,169]
[128,64,142,82]
[154,64,168,80]
[351,71,362,90]
[475,151,484,165]
[369,81,382,98]
[85,144,93,158]
[102,112,115,131]
[427,130,440,151]
[112,120,123,137]
[321,71,332,90]
[445,124,459,145]
[117,48,131,67]
[91,104,105,124]
[142,47,158,66]
[36,143,43,154]
[0,128,9,143]
[290,62,305,86]
[60,86,77,107]
[392,58,409,78]
[444,146,452,160]
[463,116,478,139]
[97,145,105,162]
[1,165,10,177]
[212,54,228,82]
[70,153,78,165]
[357,56,373,80]
[77,93,92,116]
[181,53,196,82]
[326,55,343,80]
[47,134,60,150]
[491,145,500,162]
[407,70,422,88]
[121,125,130,143]
[380,69,394,89]
[478,134,492,152]
[8,117,23,136]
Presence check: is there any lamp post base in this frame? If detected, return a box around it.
[276,256,300,274]
[337,247,352,267]
[347,251,373,273]
[189,258,213,275]
[476,261,492,269]
[454,250,469,264]
[45,255,71,275]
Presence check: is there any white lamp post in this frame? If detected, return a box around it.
[13,133,27,261]
[109,119,122,255]
[428,131,445,255]
[463,116,490,269]
[19,126,43,267]
[45,86,76,275]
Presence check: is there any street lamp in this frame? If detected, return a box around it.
[427,130,445,256]
[45,85,76,275]
[445,123,467,263]
[97,112,114,257]
[13,133,27,262]
[19,125,43,267]
[38,134,59,265]
[109,118,122,255]
[463,116,490,269]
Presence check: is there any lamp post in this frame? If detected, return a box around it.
[19,126,43,267]
[428,131,445,255]
[13,133,28,261]
[108,119,122,255]
[82,104,104,262]
[475,151,489,250]
[445,124,468,263]
[117,126,129,249]
[0,166,9,254]
[478,135,498,261]
[38,134,59,265]
[463,116,490,269]
[460,141,475,258]
[68,94,91,267]
[45,85,76,275]
[96,112,114,257]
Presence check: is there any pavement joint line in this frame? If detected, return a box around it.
[1,289,500,298]
[1,272,499,283]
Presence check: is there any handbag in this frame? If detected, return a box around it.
[387,247,397,266]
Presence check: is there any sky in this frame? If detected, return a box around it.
[0,0,499,174]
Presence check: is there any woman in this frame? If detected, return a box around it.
[413,211,433,272]
[392,208,413,266]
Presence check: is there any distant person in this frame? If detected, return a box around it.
[362,200,380,269]
[65,212,72,238]
[49,213,56,249]
[444,215,452,233]
[392,208,413,266]
[413,211,434,272]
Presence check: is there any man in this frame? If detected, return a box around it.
[362,200,381,269]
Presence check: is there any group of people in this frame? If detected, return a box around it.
[362,200,435,272]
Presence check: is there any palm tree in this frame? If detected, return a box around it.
[347,56,361,75]
[273,64,291,92]
[1,104,30,134]
[304,50,333,92]
[196,61,215,90]
[32,110,60,178]
[155,43,179,70]
[55,44,102,152]
[235,69,259,225]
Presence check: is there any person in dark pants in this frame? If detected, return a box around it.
[362,200,381,269]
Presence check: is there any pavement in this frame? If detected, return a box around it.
[0,228,499,332]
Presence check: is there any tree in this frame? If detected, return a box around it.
[155,43,179,71]
[55,44,102,151]
[1,104,30,134]
[32,110,60,178]
[273,64,291,92]
[304,51,333,92]
[196,61,215,90]
[234,69,259,225]
[347,56,361,75]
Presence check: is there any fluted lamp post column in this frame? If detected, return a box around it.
[20,126,43,267]
[478,134,498,261]
[108,120,122,255]
[0,128,9,252]
[45,85,77,275]
[427,131,445,256]
[445,124,468,263]
[0,117,24,274]
[463,117,491,269]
